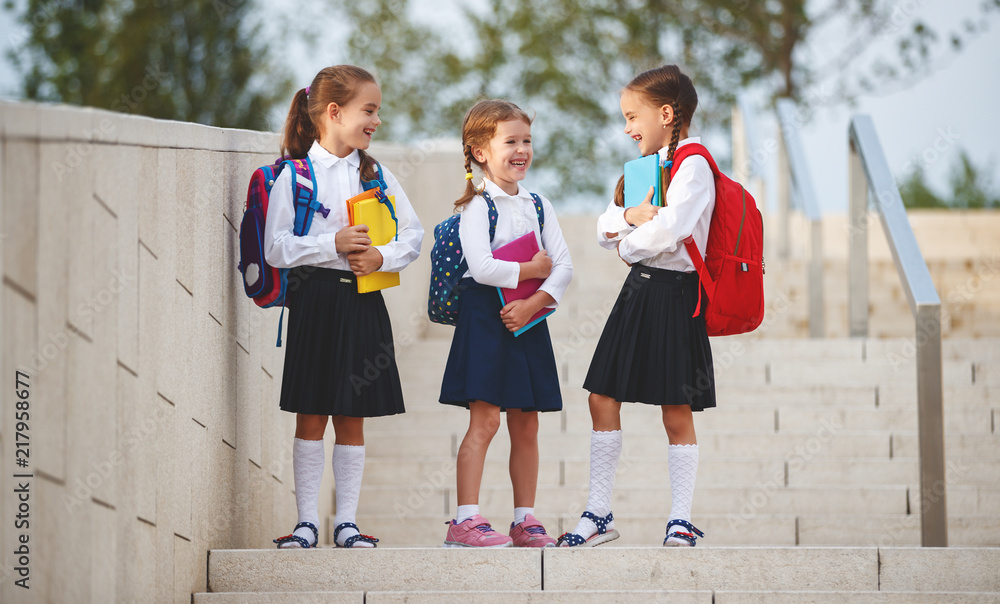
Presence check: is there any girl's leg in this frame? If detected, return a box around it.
[455,401,502,520]
[662,404,700,544]
[571,393,624,539]
[331,415,372,547]
[506,409,540,521]
[284,414,329,547]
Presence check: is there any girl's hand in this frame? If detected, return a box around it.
[348,247,384,276]
[623,186,658,227]
[527,249,552,281]
[500,298,541,333]
[336,225,372,253]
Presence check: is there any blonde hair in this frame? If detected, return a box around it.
[454,99,532,210]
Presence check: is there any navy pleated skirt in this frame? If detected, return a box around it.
[440,280,562,412]
[583,265,716,411]
[278,267,405,417]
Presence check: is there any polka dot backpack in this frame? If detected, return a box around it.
[427,191,544,325]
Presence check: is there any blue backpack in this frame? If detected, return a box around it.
[238,156,389,345]
[428,190,544,325]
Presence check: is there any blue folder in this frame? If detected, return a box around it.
[624,154,662,207]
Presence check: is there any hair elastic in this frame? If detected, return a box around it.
[304,86,310,96]
[465,172,474,180]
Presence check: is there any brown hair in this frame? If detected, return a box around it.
[454,99,533,211]
[613,65,699,207]
[280,65,382,183]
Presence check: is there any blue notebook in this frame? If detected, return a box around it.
[624,154,662,207]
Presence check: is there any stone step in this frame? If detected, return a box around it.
[351,485,910,517]
[203,547,1000,593]
[347,512,1000,548]
[194,591,1000,603]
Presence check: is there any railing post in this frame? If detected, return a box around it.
[916,304,947,547]
[848,138,869,337]
[849,115,947,547]
[776,125,791,260]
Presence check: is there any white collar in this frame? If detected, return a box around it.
[482,178,530,201]
[308,140,360,169]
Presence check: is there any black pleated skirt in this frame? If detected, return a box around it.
[439,280,562,412]
[583,265,716,411]
[278,267,405,417]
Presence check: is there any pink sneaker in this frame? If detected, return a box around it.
[443,515,513,548]
[509,514,557,547]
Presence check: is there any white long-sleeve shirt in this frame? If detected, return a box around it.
[458,179,573,307]
[264,140,423,272]
[597,137,715,271]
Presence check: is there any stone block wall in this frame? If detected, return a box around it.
[0,101,463,603]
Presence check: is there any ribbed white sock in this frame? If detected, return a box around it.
[666,443,699,541]
[573,430,622,538]
[288,438,324,547]
[456,504,479,524]
[333,444,371,547]
[514,507,533,526]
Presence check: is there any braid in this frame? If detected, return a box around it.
[358,149,379,184]
[613,174,626,207]
[454,145,478,211]
[663,104,683,192]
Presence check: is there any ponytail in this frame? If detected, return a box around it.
[280,88,316,159]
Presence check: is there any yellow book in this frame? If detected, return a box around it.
[350,193,400,294]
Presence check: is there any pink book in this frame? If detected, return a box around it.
[492,232,555,337]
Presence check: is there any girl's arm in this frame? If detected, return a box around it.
[459,196,521,289]
[264,169,345,268]
[370,166,424,273]
[617,155,715,265]
[536,196,574,308]
[596,201,635,249]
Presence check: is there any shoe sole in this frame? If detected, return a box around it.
[443,541,513,548]
[559,529,620,548]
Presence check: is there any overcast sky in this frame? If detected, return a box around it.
[2,0,996,214]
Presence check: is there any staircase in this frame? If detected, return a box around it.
[194,237,999,600]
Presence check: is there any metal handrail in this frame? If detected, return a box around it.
[848,114,946,547]
[775,98,824,338]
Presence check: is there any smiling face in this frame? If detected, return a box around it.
[323,81,382,157]
[620,88,673,157]
[473,118,533,195]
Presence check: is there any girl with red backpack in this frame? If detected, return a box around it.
[267,65,423,549]
[558,65,716,548]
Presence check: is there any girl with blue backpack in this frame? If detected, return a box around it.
[438,100,573,547]
[267,65,423,549]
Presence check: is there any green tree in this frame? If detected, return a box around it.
[900,149,999,209]
[5,0,290,129]
[335,0,997,200]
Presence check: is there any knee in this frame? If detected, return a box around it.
[295,414,328,440]
[508,412,539,443]
[588,393,621,429]
[469,410,501,443]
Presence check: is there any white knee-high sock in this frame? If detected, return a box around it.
[333,444,371,546]
[573,430,622,538]
[290,438,324,546]
[667,444,699,525]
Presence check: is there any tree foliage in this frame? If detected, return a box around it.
[5,0,291,129]
[900,150,999,209]
[335,0,997,200]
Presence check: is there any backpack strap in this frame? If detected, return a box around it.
[283,157,328,237]
[668,143,719,319]
[360,160,398,241]
[479,190,545,241]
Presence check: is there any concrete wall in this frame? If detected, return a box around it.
[0,100,465,603]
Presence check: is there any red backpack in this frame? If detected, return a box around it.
[670,143,764,336]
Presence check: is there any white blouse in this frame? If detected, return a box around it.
[458,179,573,306]
[264,140,424,273]
[596,137,715,272]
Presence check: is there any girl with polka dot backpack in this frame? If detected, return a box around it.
[434,99,573,547]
